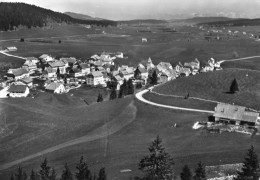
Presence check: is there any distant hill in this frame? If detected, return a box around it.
[118,19,168,25]
[172,17,234,25]
[64,12,105,21]
[198,18,260,27]
[0,2,117,31]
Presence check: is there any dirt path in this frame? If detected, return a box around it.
[0,51,27,60]
[0,101,137,171]
[219,55,260,64]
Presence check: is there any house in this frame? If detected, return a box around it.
[60,57,77,67]
[45,82,66,94]
[93,60,103,67]
[19,77,33,87]
[100,52,112,63]
[184,58,200,70]
[39,54,54,62]
[80,63,91,75]
[22,61,37,72]
[158,73,169,84]
[90,54,100,60]
[157,62,173,73]
[8,84,29,97]
[142,38,148,43]
[26,57,39,64]
[179,67,191,77]
[164,69,177,80]
[6,47,17,51]
[134,67,148,80]
[213,103,260,126]
[112,75,124,90]
[7,68,30,80]
[120,68,134,80]
[42,67,57,79]
[48,61,66,74]
[86,71,105,86]
[115,52,124,58]
[69,68,83,77]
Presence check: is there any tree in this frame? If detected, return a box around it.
[15,167,27,180]
[20,38,24,42]
[97,94,103,102]
[10,174,15,180]
[97,168,107,180]
[30,169,38,180]
[39,158,51,180]
[138,135,174,180]
[136,82,142,89]
[230,78,239,93]
[61,164,74,180]
[134,67,141,79]
[75,156,92,180]
[127,79,134,95]
[235,145,259,180]
[180,165,192,180]
[50,168,57,180]
[59,40,61,44]
[151,70,158,85]
[118,79,127,98]
[193,162,206,180]
[56,67,60,76]
[109,88,117,100]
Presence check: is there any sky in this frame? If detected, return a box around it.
[1,0,260,20]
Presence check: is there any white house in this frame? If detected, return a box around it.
[20,77,33,87]
[48,61,66,74]
[157,62,173,73]
[86,71,104,86]
[8,84,29,97]
[142,38,148,43]
[7,68,30,80]
[80,63,91,75]
[45,82,66,94]
[6,47,17,51]
[115,52,124,58]
[43,67,57,79]
[39,54,54,62]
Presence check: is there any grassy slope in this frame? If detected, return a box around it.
[0,100,259,179]
[153,69,260,110]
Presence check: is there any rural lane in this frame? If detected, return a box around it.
[0,51,27,60]
[135,88,214,114]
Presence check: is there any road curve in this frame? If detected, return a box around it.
[135,89,214,114]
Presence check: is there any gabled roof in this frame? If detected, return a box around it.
[80,63,90,69]
[157,62,173,71]
[39,54,51,59]
[48,61,65,68]
[26,57,38,61]
[45,82,64,91]
[45,67,56,74]
[214,103,259,123]
[94,61,103,66]
[20,77,33,84]
[10,68,29,77]
[139,67,148,74]
[88,71,103,78]
[60,57,77,64]
[8,84,27,93]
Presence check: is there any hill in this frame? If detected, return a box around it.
[198,18,260,27]
[64,12,105,21]
[172,17,234,25]
[118,19,168,25]
[0,2,117,31]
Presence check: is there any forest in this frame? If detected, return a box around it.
[0,2,117,31]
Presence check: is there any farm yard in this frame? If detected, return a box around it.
[0,21,260,180]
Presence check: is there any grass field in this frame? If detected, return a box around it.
[0,98,259,179]
[153,68,260,110]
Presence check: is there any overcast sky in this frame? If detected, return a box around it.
[2,0,260,20]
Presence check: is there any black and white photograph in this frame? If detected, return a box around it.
[0,0,259,179]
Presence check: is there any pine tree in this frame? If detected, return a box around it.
[15,167,27,180]
[230,78,239,93]
[118,79,127,98]
[61,164,74,180]
[180,165,192,180]
[235,145,259,180]
[30,169,37,180]
[10,174,14,180]
[97,168,107,180]
[138,135,174,180]
[134,67,141,79]
[109,88,117,100]
[97,94,103,102]
[39,158,51,180]
[127,79,134,95]
[151,70,158,85]
[56,67,60,76]
[75,156,92,180]
[193,162,206,180]
[50,168,57,180]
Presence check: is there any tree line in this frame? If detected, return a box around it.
[10,157,107,180]
[9,136,259,180]
[0,2,117,31]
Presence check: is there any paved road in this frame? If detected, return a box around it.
[135,89,214,114]
[0,51,27,60]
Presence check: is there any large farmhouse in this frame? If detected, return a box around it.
[213,103,260,126]
[8,84,30,97]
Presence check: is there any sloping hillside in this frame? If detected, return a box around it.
[0,2,117,31]
[65,12,104,21]
[199,18,260,27]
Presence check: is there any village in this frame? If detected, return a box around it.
[0,46,223,98]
